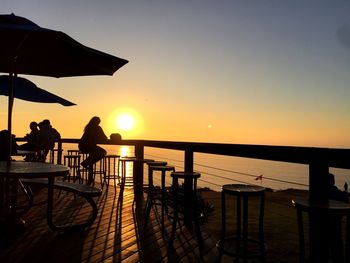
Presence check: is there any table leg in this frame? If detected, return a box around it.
[46,176,55,231]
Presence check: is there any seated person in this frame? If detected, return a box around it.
[37,119,61,162]
[0,130,18,161]
[328,172,349,203]
[79,116,108,185]
[18,121,40,161]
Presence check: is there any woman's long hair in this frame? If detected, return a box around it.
[84,116,100,132]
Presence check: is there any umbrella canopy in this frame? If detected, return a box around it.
[0,13,128,160]
[0,13,128,77]
[0,75,76,106]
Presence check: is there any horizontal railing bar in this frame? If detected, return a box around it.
[16,138,350,169]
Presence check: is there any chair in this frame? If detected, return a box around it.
[216,184,267,262]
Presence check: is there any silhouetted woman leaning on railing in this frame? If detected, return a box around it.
[79,116,108,185]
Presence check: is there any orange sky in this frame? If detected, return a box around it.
[1,1,350,149]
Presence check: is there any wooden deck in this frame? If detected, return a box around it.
[0,183,222,263]
[0,182,310,263]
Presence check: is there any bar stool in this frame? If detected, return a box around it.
[168,171,203,249]
[293,197,350,263]
[63,155,82,183]
[216,184,267,262]
[91,159,105,187]
[144,165,175,235]
[66,150,89,183]
[119,157,137,187]
[49,148,63,164]
[103,154,120,189]
[145,161,168,189]
[118,157,154,187]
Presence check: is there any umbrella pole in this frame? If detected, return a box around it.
[7,72,14,161]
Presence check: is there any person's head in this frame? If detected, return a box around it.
[42,119,50,126]
[29,121,38,130]
[85,116,101,131]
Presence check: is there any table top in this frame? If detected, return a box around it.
[13,150,37,156]
[0,161,69,178]
[293,197,350,211]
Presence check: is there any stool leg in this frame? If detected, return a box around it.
[193,178,203,253]
[168,177,178,248]
[144,169,154,222]
[236,195,241,259]
[113,157,117,188]
[161,170,166,235]
[87,166,94,186]
[119,161,126,187]
[243,196,248,263]
[297,207,305,263]
[218,190,226,259]
[346,215,350,263]
[259,193,266,262]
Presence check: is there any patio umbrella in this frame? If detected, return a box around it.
[0,75,76,106]
[0,13,128,77]
[0,13,128,158]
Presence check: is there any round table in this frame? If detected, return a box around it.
[0,161,69,233]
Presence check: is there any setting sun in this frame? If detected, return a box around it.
[117,114,134,131]
[106,107,144,139]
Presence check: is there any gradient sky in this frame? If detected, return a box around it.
[1,1,350,148]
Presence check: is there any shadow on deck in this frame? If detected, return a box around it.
[0,184,308,263]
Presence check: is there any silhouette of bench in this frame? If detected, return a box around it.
[20,178,102,232]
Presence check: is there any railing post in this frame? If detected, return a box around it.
[57,140,63,165]
[184,149,194,227]
[134,143,144,200]
[184,149,193,172]
[308,161,329,263]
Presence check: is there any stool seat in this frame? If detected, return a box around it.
[149,165,175,171]
[135,158,155,163]
[217,184,267,262]
[147,161,168,166]
[222,184,265,195]
[170,171,201,179]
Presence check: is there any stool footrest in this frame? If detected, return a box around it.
[216,236,267,258]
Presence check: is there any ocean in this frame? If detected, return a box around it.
[100,144,349,192]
